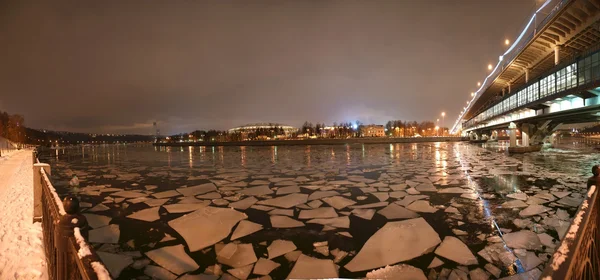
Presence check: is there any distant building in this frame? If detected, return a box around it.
[228,123,298,140]
[361,125,385,137]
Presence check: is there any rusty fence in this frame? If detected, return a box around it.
[34,153,111,280]
[541,185,600,279]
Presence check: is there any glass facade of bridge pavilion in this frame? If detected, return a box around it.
[464,49,600,129]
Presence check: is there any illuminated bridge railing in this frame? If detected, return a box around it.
[541,185,600,279]
[452,0,570,133]
[462,42,600,130]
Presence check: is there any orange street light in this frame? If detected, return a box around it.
[505,39,510,45]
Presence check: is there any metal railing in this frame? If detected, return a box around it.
[541,185,600,279]
[35,155,111,280]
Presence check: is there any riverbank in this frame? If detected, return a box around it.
[0,150,47,279]
[154,136,467,147]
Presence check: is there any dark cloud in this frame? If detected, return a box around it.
[0,0,534,135]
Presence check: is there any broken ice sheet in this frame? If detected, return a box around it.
[216,243,257,268]
[307,216,350,228]
[83,213,111,229]
[239,185,273,196]
[127,206,161,222]
[111,190,146,198]
[253,258,280,275]
[298,207,338,219]
[434,236,478,265]
[176,183,217,196]
[145,244,199,275]
[87,204,110,212]
[163,203,207,214]
[89,224,120,244]
[168,206,247,251]
[287,254,338,279]
[351,208,376,220]
[228,264,253,280]
[345,217,440,272]
[366,264,427,280]
[267,240,297,259]
[377,204,419,220]
[229,196,258,210]
[97,251,133,278]
[152,190,181,199]
[270,215,304,228]
[321,196,356,210]
[231,220,263,241]
[257,193,308,208]
[406,200,438,213]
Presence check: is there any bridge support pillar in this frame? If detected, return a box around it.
[508,122,517,147]
[33,163,51,223]
[554,45,562,65]
[521,124,530,147]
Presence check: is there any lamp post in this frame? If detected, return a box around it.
[441,112,445,136]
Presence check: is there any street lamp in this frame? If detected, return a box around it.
[505,39,510,46]
[477,82,481,87]
[441,112,445,136]
[487,64,493,70]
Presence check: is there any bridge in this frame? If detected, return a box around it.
[451,0,600,146]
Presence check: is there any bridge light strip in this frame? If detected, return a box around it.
[450,0,555,134]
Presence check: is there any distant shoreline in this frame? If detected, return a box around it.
[153,136,468,147]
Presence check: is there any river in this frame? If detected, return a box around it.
[38,137,597,279]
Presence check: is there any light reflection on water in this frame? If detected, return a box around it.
[38,139,600,279]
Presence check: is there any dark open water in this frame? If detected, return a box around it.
[38,137,598,279]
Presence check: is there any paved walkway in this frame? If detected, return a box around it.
[0,150,48,280]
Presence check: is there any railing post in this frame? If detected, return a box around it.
[56,196,88,280]
[33,163,51,223]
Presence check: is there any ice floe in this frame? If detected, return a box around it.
[287,254,338,279]
[377,204,419,220]
[216,243,257,268]
[231,220,263,240]
[163,203,207,214]
[270,216,304,228]
[257,193,308,208]
[89,224,120,244]
[146,244,199,275]
[127,206,161,222]
[365,264,426,280]
[97,251,133,278]
[434,236,478,265]
[406,200,438,213]
[253,258,280,275]
[168,207,247,251]
[298,207,338,219]
[345,217,441,272]
[267,240,297,259]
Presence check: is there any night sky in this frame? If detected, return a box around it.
[0,0,536,135]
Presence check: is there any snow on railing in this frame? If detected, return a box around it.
[541,184,599,278]
[37,154,112,280]
[40,168,66,216]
